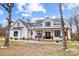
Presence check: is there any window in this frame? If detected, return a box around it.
[36,31,42,37]
[14,31,18,36]
[45,22,51,26]
[17,22,20,27]
[54,23,61,25]
[54,30,60,37]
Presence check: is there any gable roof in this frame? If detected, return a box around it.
[20,20,34,28]
[30,17,70,29]
[11,17,70,29]
[11,19,34,28]
[35,20,43,25]
[34,17,61,25]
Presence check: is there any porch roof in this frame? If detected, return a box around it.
[29,26,69,30]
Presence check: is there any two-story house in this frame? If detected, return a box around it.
[10,17,71,40]
[29,17,71,40]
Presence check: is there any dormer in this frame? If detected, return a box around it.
[42,17,52,27]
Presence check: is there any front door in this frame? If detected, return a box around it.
[45,32,51,39]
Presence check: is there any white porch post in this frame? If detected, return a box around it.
[51,30,53,39]
[42,30,45,39]
[61,29,63,37]
[53,30,55,39]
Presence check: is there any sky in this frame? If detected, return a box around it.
[0,3,79,27]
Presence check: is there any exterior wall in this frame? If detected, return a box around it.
[10,20,28,39]
[10,28,28,39]
[10,29,20,38]
[32,30,36,39]
[20,27,28,39]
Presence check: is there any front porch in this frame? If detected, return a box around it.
[30,29,64,40]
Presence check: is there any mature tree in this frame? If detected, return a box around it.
[73,12,79,41]
[0,3,14,48]
[59,3,67,50]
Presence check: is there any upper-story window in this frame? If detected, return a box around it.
[45,22,51,26]
[17,22,20,27]
[54,22,61,25]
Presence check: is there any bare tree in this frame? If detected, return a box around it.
[73,12,79,41]
[0,3,14,47]
[69,7,79,41]
[59,3,67,50]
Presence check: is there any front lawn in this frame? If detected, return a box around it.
[67,40,79,45]
[66,40,79,49]
[0,39,79,56]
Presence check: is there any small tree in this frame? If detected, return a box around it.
[0,3,14,48]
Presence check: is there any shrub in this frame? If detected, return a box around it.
[56,40,62,43]
[10,37,13,39]
[56,40,59,43]
[22,37,26,40]
[14,38,18,40]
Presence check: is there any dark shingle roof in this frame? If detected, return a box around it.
[35,20,43,25]
[20,19,34,28]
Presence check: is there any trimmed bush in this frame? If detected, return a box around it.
[10,37,13,39]
[14,38,18,40]
[56,40,59,43]
[56,40,62,43]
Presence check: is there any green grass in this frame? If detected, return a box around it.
[67,45,79,49]
[0,40,4,47]
[66,40,79,49]
[0,39,21,47]
[67,40,79,44]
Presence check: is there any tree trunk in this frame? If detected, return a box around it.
[3,11,11,47]
[4,25,10,47]
[76,28,79,41]
[59,3,67,50]
[70,29,73,41]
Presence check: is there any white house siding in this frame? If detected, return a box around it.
[10,29,13,38]
[10,20,28,39]
[32,30,36,39]
[10,29,20,38]
[21,27,28,39]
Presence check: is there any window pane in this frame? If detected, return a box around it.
[14,31,18,36]
[55,30,60,37]
[45,22,51,26]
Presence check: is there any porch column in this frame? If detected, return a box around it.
[51,30,53,39]
[53,30,55,39]
[61,29,63,37]
[42,29,45,39]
